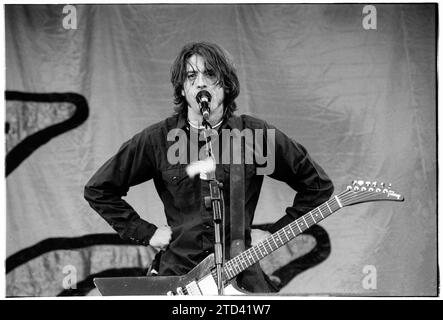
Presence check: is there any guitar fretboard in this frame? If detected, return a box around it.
[222,192,347,281]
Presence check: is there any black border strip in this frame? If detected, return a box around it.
[5,91,89,176]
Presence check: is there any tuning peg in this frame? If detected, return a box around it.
[358,180,364,186]
[352,180,358,186]
[381,182,385,188]
[372,181,377,187]
[365,181,371,187]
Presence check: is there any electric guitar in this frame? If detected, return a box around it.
[94,180,404,296]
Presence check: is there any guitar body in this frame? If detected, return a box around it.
[94,254,248,296]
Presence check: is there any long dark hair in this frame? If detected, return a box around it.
[170,42,240,119]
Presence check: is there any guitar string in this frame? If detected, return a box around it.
[225,192,346,278]
[202,189,395,290]
[227,188,386,266]
[224,189,396,279]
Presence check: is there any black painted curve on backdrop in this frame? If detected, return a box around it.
[7,225,330,295]
[57,268,147,297]
[62,223,329,296]
[5,91,89,176]
[5,233,137,274]
[254,223,331,290]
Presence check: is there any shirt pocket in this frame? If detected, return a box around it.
[161,166,198,209]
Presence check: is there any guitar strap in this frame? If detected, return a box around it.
[229,117,246,259]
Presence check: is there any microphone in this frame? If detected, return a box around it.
[196,90,211,121]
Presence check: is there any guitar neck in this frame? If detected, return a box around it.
[223,191,347,281]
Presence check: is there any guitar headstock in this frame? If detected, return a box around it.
[340,180,405,207]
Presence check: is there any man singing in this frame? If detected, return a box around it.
[84,42,334,294]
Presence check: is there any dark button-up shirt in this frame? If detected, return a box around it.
[84,113,334,277]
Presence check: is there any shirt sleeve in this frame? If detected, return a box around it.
[84,129,158,245]
[265,123,334,234]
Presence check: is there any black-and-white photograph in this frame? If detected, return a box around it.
[3,3,437,300]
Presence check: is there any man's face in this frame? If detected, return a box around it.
[182,54,225,123]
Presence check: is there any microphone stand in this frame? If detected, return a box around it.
[201,117,225,296]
